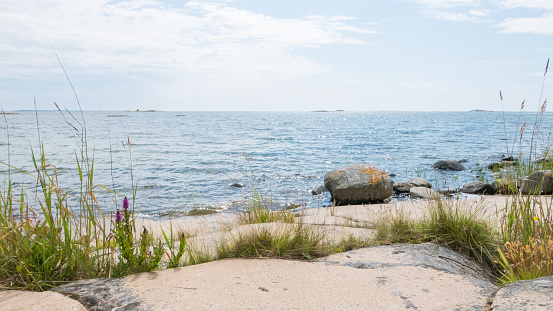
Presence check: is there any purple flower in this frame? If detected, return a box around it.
[115,210,122,222]
[123,196,129,210]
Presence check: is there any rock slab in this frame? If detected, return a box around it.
[492,276,553,311]
[51,244,498,311]
[324,164,393,205]
[0,290,86,311]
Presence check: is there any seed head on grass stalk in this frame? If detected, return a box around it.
[528,58,550,162]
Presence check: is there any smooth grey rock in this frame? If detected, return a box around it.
[316,243,496,283]
[0,290,87,311]
[409,186,439,199]
[311,184,327,195]
[492,276,553,311]
[408,177,432,188]
[324,164,393,205]
[459,181,497,195]
[316,243,498,311]
[432,160,465,171]
[49,244,499,311]
[393,181,414,193]
[521,170,553,194]
[51,278,146,311]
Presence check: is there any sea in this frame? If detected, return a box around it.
[1,110,551,218]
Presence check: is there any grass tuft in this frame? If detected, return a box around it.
[422,199,499,269]
[217,221,327,260]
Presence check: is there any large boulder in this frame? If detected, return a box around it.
[432,160,465,171]
[324,164,393,205]
[408,177,432,188]
[410,187,440,200]
[459,182,497,195]
[521,170,553,195]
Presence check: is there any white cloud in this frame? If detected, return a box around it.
[0,0,376,81]
[469,10,488,16]
[411,0,553,34]
[499,0,553,10]
[495,0,553,35]
[422,9,484,22]
[498,13,553,35]
[412,0,479,8]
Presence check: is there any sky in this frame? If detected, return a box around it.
[0,0,552,111]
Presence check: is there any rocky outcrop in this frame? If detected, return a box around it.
[491,276,553,311]
[410,186,439,199]
[432,160,465,171]
[49,244,498,311]
[521,170,553,194]
[459,181,497,195]
[393,181,413,193]
[408,177,432,188]
[324,164,393,205]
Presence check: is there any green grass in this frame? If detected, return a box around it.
[497,193,553,284]
[0,146,110,290]
[238,208,295,225]
[0,109,186,289]
[422,199,500,269]
[372,199,500,273]
[217,221,327,260]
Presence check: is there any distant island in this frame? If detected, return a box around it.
[470,109,493,112]
[126,109,158,112]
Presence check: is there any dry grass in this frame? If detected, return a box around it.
[499,237,553,282]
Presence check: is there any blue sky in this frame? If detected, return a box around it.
[0,0,552,111]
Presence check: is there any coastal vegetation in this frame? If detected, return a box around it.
[0,60,551,294]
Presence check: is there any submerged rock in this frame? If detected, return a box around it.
[432,160,465,171]
[521,170,553,195]
[487,160,518,171]
[459,181,497,195]
[533,157,550,163]
[409,187,439,200]
[324,164,393,205]
[311,185,328,196]
[408,177,432,188]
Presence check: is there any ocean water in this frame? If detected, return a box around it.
[1,110,551,217]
